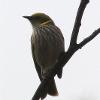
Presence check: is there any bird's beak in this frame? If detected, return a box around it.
[23,16,32,20]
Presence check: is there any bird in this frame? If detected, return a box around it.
[23,13,65,99]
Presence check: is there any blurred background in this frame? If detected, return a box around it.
[0,0,100,100]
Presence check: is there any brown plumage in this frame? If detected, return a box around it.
[23,13,65,99]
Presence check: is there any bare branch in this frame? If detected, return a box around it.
[32,80,47,100]
[69,0,89,48]
[78,28,100,49]
[32,0,100,100]
[32,27,100,100]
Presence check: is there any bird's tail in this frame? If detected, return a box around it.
[47,78,58,96]
[41,78,58,99]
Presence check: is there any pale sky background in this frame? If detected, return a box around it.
[0,0,100,100]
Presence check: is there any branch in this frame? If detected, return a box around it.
[32,28,100,100]
[32,0,100,100]
[78,28,100,49]
[69,0,89,48]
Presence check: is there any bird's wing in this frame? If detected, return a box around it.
[31,37,43,81]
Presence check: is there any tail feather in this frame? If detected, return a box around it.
[40,78,58,100]
[47,78,58,96]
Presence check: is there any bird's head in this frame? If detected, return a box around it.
[23,13,55,27]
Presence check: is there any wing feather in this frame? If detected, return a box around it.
[31,37,42,81]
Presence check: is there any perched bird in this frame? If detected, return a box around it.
[23,13,65,99]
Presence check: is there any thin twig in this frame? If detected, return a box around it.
[78,28,100,49]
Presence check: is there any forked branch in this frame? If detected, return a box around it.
[32,0,100,100]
